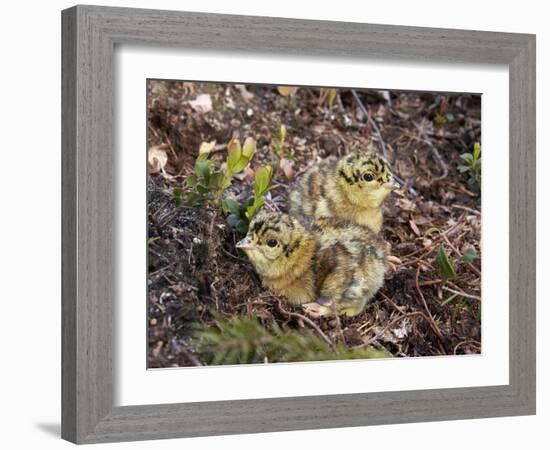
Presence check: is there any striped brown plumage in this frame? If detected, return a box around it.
[289,152,398,233]
[237,212,388,317]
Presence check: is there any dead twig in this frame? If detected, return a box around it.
[414,120,448,179]
[442,286,481,301]
[453,339,481,355]
[379,291,444,337]
[148,263,176,278]
[361,311,426,346]
[273,297,334,348]
[451,204,481,215]
[351,89,387,160]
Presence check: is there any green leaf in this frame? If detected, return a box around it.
[231,158,250,175]
[424,227,440,237]
[222,199,244,217]
[254,165,273,196]
[461,247,477,263]
[360,347,390,359]
[184,192,202,206]
[436,245,456,281]
[208,172,225,189]
[230,138,256,175]
[457,165,469,173]
[246,197,265,219]
[327,89,337,106]
[227,214,249,234]
[195,160,210,180]
[185,175,197,188]
[196,153,210,163]
[227,214,242,228]
[236,221,249,234]
[196,184,211,195]
[226,139,242,171]
[434,113,447,125]
[242,137,256,159]
[459,153,474,164]
[278,125,287,141]
[173,187,183,207]
[473,142,481,160]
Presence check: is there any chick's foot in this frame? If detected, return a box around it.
[302,297,335,318]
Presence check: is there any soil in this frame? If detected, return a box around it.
[147,80,482,368]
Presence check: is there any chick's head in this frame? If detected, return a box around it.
[236,211,312,279]
[336,152,399,209]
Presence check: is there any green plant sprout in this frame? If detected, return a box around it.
[457,142,481,187]
[222,165,273,234]
[272,124,288,159]
[436,244,477,282]
[177,137,256,207]
[318,87,338,107]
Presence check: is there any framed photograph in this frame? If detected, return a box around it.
[62,5,536,444]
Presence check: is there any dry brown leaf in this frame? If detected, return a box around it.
[413,215,431,225]
[392,319,411,339]
[277,86,298,97]
[148,145,168,175]
[409,219,421,237]
[422,237,433,248]
[313,125,326,134]
[396,197,417,212]
[188,94,212,113]
[279,158,295,181]
[235,84,254,101]
[199,140,216,155]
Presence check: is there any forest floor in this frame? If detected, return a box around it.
[146,81,482,368]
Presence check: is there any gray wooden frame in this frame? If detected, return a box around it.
[62,4,536,444]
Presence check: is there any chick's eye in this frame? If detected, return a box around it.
[363,173,374,182]
[266,239,278,248]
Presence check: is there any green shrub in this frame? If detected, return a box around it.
[179,137,256,207]
[191,315,389,365]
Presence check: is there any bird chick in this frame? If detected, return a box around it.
[289,152,399,233]
[236,211,388,317]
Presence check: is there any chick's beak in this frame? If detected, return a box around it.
[382,179,401,190]
[236,236,255,250]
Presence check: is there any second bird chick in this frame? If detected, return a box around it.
[236,211,388,317]
[289,152,400,233]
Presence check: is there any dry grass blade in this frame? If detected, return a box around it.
[442,286,481,301]
[415,267,444,340]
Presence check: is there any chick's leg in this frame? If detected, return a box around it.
[337,279,371,317]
